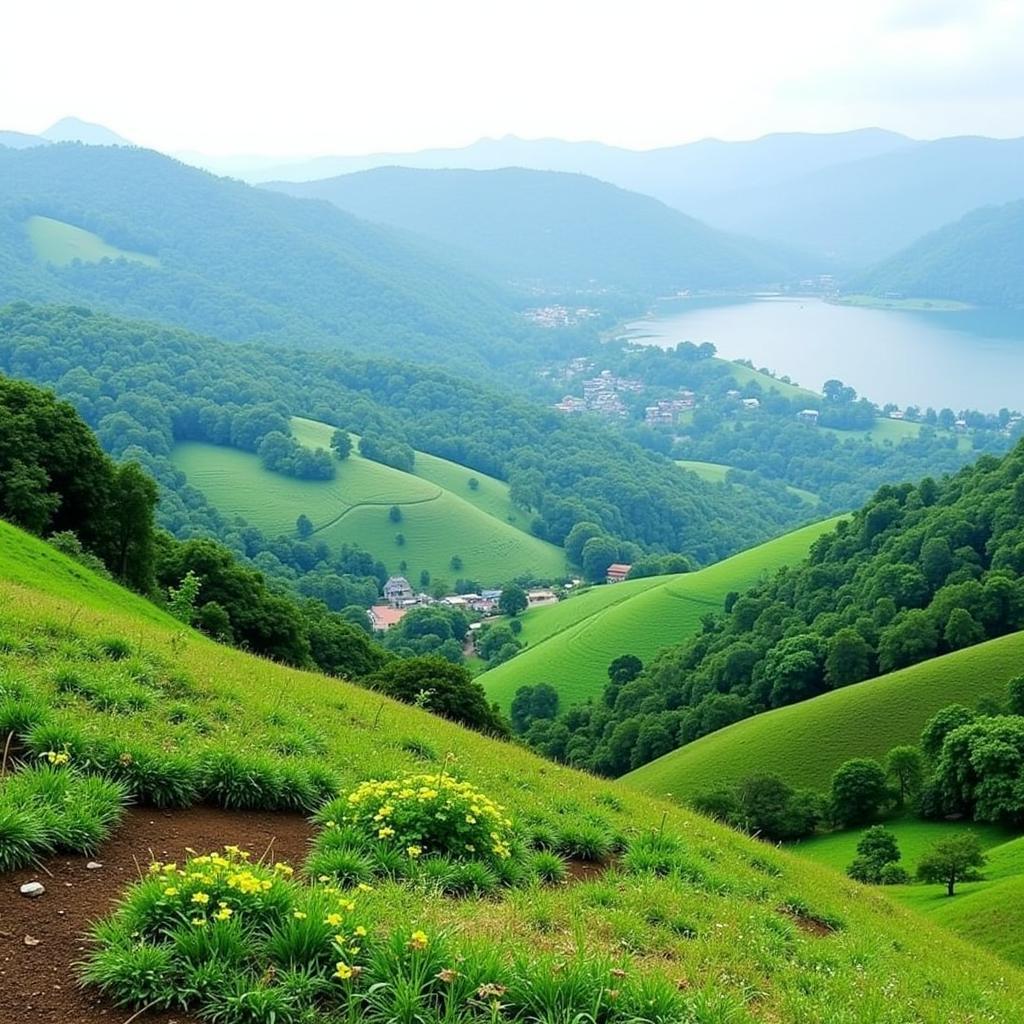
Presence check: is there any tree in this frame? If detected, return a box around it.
[608,654,643,688]
[419,569,431,589]
[510,683,559,734]
[921,704,975,760]
[106,462,159,592]
[564,522,604,566]
[934,716,1024,823]
[581,535,619,583]
[296,514,314,539]
[885,746,924,807]
[450,555,463,572]
[944,607,984,650]
[468,477,479,491]
[847,825,904,884]
[365,656,508,735]
[1009,675,1024,716]
[167,569,202,625]
[330,429,352,460]
[389,505,403,523]
[917,834,986,896]
[831,758,889,826]
[825,628,872,688]
[498,584,528,618]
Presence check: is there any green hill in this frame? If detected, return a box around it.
[481,517,841,710]
[268,166,804,297]
[171,417,566,586]
[677,459,820,505]
[0,144,539,374]
[624,631,1024,799]
[1,519,1023,1021]
[854,198,1024,309]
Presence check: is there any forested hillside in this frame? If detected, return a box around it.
[0,144,567,373]
[269,166,801,297]
[855,199,1024,308]
[0,304,808,576]
[523,440,1024,775]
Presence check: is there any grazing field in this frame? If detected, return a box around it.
[481,517,842,710]
[717,358,817,401]
[25,214,160,267]
[171,419,566,585]
[624,631,1024,800]
[1,520,1023,1022]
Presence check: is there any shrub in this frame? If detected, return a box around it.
[199,749,286,810]
[556,821,614,861]
[531,850,569,884]
[0,802,51,871]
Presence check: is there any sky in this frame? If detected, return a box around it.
[3,0,1023,156]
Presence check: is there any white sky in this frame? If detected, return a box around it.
[3,0,1023,155]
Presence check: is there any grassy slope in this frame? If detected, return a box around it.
[676,459,820,506]
[481,517,842,710]
[26,214,159,267]
[2,519,1023,1019]
[171,418,565,586]
[794,823,1024,967]
[625,632,1024,799]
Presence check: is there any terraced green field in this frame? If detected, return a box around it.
[171,420,566,585]
[624,631,1024,800]
[481,517,842,710]
[26,214,160,267]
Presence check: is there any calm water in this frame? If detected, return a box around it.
[623,296,1024,412]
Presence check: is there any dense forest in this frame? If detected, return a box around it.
[0,304,809,577]
[521,439,1024,775]
[270,166,803,299]
[0,143,591,375]
[855,198,1024,308]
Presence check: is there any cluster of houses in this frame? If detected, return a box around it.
[367,577,566,633]
[522,305,600,329]
[554,369,644,419]
[644,390,696,426]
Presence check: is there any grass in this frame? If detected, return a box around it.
[1,521,1023,1019]
[481,517,843,710]
[171,418,566,586]
[716,358,817,401]
[624,631,1024,800]
[835,294,974,312]
[26,215,159,268]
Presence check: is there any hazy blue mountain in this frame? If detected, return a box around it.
[268,166,810,296]
[0,144,542,372]
[0,130,48,149]
[251,129,912,207]
[704,136,1024,262]
[854,199,1024,308]
[40,116,133,146]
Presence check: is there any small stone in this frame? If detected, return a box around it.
[19,882,45,898]
[23,936,40,946]
[86,861,103,870]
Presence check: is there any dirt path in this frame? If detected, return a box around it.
[0,806,313,1024]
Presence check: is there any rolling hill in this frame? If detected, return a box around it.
[623,631,1024,800]
[481,517,841,710]
[0,144,540,374]
[1,521,1022,1021]
[268,166,803,297]
[853,199,1024,309]
[170,417,567,586]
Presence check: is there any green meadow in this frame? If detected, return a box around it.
[624,631,1024,800]
[1,519,1023,1020]
[26,214,160,267]
[481,517,842,710]
[676,459,820,505]
[171,417,566,586]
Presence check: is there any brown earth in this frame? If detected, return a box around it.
[0,806,313,1024]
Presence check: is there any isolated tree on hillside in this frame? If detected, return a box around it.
[847,825,906,884]
[389,505,402,523]
[499,584,528,618]
[831,758,890,826]
[330,429,352,460]
[296,513,314,539]
[885,746,924,807]
[917,833,986,896]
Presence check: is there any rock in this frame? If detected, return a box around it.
[23,936,40,946]
[19,882,45,898]
[85,861,103,870]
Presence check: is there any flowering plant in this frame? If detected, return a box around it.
[329,772,515,864]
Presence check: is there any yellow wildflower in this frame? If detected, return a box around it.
[191,892,210,905]
[406,845,423,858]
[408,930,429,951]
[334,961,353,980]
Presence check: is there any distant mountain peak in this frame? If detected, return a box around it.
[41,117,132,147]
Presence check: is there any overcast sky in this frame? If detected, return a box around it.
[3,0,1023,155]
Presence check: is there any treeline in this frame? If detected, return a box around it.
[521,439,1024,775]
[0,304,807,575]
[0,374,507,736]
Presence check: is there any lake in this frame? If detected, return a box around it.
[623,296,1024,412]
